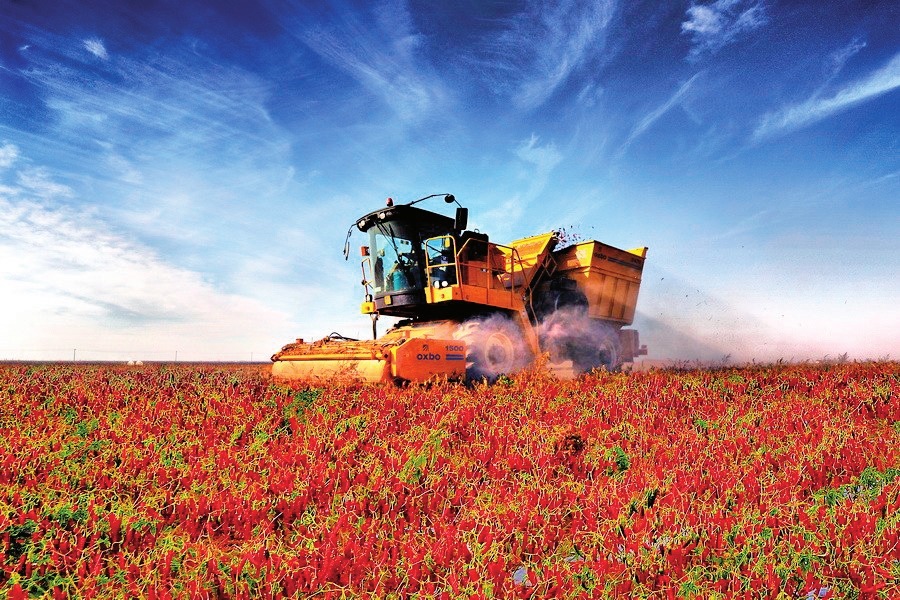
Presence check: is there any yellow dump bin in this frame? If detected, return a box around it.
[553,242,647,326]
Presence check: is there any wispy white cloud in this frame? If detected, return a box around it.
[576,82,604,108]
[2,197,220,320]
[513,0,616,109]
[474,135,564,238]
[8,28,294,247]
[516,134,563,198]
[709,209,772,240]
[290,0,444,123]
[18,30,280,149]
[516,134,563,174]
[17,167,74,199]
[0,189,289,360]
[682,0,767,59]
[474,0,616,110]
[83,37,109,60]
[753,51,900,141]
[827,37,866,78]
[871,170,900,185]
[0,142,19,169]
[0,33,323,358]
[618,73,700,155]
[105,154,144,186]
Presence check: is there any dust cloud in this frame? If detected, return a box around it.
[452,313,532,379]
[536,306,619,372]
[454,307,620,378]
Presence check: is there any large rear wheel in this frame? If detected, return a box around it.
[453,315,531,381]
[572,330,621,373]
[539,308,623,374]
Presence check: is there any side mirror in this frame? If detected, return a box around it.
[454,207,468,231]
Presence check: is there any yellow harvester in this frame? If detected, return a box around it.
[272,194,647,382]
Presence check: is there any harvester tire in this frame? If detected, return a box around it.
[538,307,623,374]
[454,316,531,382]
[573,333,621,374]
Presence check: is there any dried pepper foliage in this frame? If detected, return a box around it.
[0,362,899,599]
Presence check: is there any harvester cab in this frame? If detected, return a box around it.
[272,193,648,383]
[355,195,466,318]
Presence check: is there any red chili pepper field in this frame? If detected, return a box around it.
[1,361,899,599]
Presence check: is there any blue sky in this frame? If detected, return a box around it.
[1,0,898,362]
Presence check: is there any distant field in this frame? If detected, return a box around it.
[1,362,898,598]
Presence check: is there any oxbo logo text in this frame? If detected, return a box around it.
[417,353,442,361]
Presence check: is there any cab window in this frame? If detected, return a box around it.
[371,231,422,293]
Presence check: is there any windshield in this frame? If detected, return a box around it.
[369,220,424,294]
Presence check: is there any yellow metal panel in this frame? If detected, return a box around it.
[506,232,558,289]
[272,357,390,383]
[427,285,458,304]
[628,246,648,258]
[462,285,488,304]
[509,232,557,262]
[553,241,647,326]
[391,338,466,381]
[460,264,490,288]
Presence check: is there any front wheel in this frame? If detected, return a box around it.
[453,315,531,381]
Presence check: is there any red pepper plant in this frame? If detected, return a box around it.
[0,361,898,598]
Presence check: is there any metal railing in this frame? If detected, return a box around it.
[424,235,527,308]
